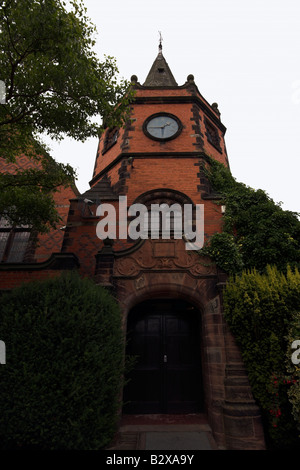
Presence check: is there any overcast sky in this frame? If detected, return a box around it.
[44,0,300,213]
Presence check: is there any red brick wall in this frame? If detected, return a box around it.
[93,84,228,177]
[62,202,103,277]
[0,269,63,290]
[34,184,78,262]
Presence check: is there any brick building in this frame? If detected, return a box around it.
[0,45,266,449]
[0,155,80,289]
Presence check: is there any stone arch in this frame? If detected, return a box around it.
[120,275,228,434]
[117,272,265,449]
[121,277,206,321]
[132,187,195,207]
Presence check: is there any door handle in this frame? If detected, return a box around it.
[163,355,168,363]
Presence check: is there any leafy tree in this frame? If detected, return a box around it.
[200,157,300,273]
[0,0,133,231]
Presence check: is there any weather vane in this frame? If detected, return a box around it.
[158,31,163,51]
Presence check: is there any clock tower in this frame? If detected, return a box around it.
[62,44,265,450]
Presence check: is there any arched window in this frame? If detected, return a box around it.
[130,189,196,241]
[102,127,119,154]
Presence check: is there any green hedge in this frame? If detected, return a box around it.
[224,265,300,449]
[0,272,124,449]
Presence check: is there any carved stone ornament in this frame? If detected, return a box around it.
[114,239,216,278]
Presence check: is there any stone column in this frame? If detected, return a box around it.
[202,293,227,449]
[94,239,115,287]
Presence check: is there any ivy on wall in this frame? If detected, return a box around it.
[199,157,300,274]
[200,157,300,448]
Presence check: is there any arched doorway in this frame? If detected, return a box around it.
[123,299,203,414]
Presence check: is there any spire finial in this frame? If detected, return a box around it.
[158,31,163,53]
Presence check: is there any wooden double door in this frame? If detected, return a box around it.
[124,300,203,414]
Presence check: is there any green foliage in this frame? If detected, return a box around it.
[200,157,300,274]
[0,0,133,159]
[224,266,300,448]
[0,272,125,449]
[0,0,134,230]
[200,232,244,274]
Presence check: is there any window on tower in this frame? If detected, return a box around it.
[102,127,119,154]
[204,118,222,153]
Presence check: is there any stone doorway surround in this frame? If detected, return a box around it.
[95,238,266,450]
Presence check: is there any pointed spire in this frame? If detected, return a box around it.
[143,33,178,87]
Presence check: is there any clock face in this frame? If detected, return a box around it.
[144,113,182,141]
